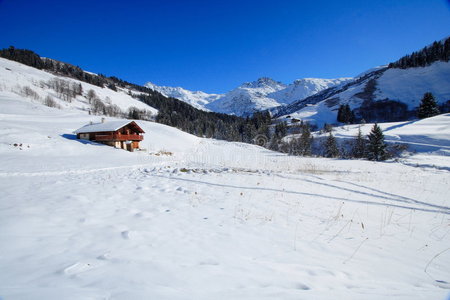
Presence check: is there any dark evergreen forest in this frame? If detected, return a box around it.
[388,37,450,69]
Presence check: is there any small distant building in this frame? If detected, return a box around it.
[74,119,145,152]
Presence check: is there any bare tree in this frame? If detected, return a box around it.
[44,95,60,109]
[47,78,73,102]
[91,97,105,115]
[87,89,96,104]
[21,86,40,100]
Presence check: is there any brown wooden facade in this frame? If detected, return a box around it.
[76,121,145,152]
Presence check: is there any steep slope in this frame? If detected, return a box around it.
[0,57,158,116]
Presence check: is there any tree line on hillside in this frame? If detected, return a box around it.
[1,46,445,162]
[388,37,450,69]
[0,46,273,142]
[0,46,108,87]
[335,91,447,125]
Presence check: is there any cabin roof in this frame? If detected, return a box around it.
[74,120,145,134]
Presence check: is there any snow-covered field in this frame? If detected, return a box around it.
[315,115,450,170]
[1,92,450,299]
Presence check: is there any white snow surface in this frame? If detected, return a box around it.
[315,114,450,170]
[375,62,450,108]
[146,77,352,116]
[1,92,450,299]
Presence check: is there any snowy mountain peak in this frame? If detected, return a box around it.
[145,76,353,116]
[144,82,222,110]
[241,77,286,89]
[293,77,351,86]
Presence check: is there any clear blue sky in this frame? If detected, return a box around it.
[1,0,449,93]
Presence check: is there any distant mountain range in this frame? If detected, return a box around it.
[1,36,449,130]
[147,37,450,126]
[145,77,352,116]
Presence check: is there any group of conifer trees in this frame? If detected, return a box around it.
[337,104,355,124]
[270,122,389,161]
[294,92,441,161]
[388,37,450,69]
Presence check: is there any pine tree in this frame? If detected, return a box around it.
[366,124,387,161]
[268,136,280,151]
[337,104,355,124]
[324,132,339,158]
[351,126,366,158]
[417,92,440,119]
[274,121,287,139]
[298,123,313,156]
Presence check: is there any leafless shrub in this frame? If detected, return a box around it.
[104,103,122,117]
[44,95,61,109]
[91,97,105,115]
[127,106,153,121]
[47,78,79,102]
[87,89,96,103]
[21,86,40,100]
[387,143,409,158]
[90,97,123,117]
[72,82,82,96]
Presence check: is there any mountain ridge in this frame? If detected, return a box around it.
[146,76,353,116]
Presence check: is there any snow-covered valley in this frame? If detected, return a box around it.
[1,91,450,299]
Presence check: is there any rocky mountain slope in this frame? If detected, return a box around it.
[146,77,352,116]
[145,82,222,110]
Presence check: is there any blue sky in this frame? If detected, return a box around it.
[0,0,449,93]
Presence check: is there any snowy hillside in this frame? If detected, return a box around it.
[375,62,450,108]
[147,77,352,116]
[145,82,222,110]
[0,57,158,116]
[1,90,450,299]
[277,61,450,127]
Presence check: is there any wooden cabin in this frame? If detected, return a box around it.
[74,119,145,151]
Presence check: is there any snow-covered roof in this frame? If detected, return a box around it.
[74,120,143,134]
